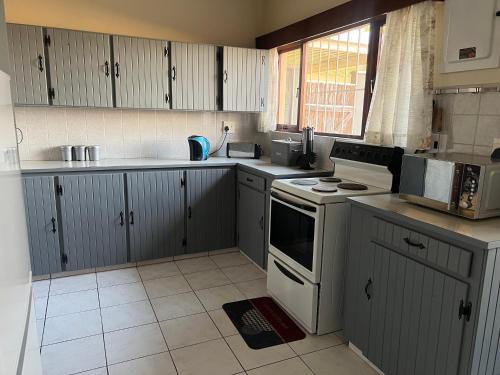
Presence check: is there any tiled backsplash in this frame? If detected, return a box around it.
[14,107,259,161]
[435,91,500,156]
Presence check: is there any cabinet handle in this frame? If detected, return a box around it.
[51,217,56,233]
[115,62,120,78]
[459,300,472,321]
[172,66,176,81]
[274,260,304,285]
[259,216,264,230]
[188,206,192,219]
[104,61,110,77]
[130,211,134,225]
[119,211,124,226]
[223,70,228,83]
[404,237,425,249]
[37,54,44,72]
[364,278,372,300]
[246,177,254,183]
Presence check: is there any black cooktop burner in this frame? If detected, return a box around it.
[291,179,319,186]
[312,185,338,193]
[319,177,342,183]
[337,182,368,191]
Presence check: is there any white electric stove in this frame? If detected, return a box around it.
[267,141,404,334]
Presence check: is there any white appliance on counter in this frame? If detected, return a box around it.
[267,141,404,334]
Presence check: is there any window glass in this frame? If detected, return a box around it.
[277,48,302,128]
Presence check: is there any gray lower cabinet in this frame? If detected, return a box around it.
[22,176,62,276]
[58,173,127,271]
[237,183,265,267]
[126,170,185,261]
[7,24,49,105]
[186,168,236,253]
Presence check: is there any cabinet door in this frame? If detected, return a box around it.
[170,42,217,110]
[368,244,469,375]
[22,176,62,276]
[127,170,185,261]
[237,183,265,267]
[186,168,236,254]
[58,173,127,271]
[7,24,49,105]
[46,28,113,107]
[223,46,268,112]
[113,36,170,109]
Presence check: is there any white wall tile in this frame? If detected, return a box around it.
[453,93,480,115]
[479,92,500,115]
[475,116,500,147]
[450,115,477,145]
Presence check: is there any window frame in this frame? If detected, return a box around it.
[276,16,386,139]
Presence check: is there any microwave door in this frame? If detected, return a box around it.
[423,159,455,207]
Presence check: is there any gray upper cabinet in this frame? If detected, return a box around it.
[223,46,268,112]
[7,24,49,105]
[126,170,185,261]
[58,173,127,271]
[237,183,265,267]
[46,28,113,107]
[113,36,170,109]
[170,42,217,111]
[22,176,62,276]
[186,168,236,253]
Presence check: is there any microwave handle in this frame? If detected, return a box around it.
[274,260,304,285]
[271,191,317,212]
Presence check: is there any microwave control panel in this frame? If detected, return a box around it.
[456,164,481,215]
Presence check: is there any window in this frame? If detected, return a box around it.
[276,20,385,138]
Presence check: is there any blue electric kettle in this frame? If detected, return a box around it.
[187,136,210,161]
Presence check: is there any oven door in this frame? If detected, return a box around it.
[269,189,324,283]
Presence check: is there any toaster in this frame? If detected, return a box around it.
[226,142,262,159]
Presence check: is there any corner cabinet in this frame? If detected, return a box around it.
[223,46,268,112]
[344,202,497,375]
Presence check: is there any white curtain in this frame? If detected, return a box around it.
[365,1,436,151]
[258,48,279,133]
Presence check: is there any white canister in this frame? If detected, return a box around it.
[87,145,101,161]
[73,145,86,161]
[60,145,73,161]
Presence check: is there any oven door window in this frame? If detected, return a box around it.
[270,200,315,271]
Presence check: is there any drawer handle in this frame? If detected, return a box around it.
[37,54,44,72]
[404,237,425,249]
[459,300,472,322]
[246,177,254,183]
[130,211,134,225]
[115,62,120,78]
[172,66,177,81]
[51,217,56,233]
[274,260,304,285]
[364,278,372,300]
[259,216,264,230]
[104,61,110,77]
[223,70,228,83]
[188,206,192,219]
[119,211,124,226]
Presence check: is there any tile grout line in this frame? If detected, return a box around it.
[95,272,111,375]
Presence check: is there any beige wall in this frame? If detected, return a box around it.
[4,0,265,47]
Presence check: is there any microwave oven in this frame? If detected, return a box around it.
[399,153,500,219]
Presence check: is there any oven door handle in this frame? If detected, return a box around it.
[274,260,305,285]
[271,191,316,212]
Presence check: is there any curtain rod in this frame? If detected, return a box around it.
[434,86,500,95]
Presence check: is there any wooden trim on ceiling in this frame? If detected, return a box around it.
[256,0,443,50]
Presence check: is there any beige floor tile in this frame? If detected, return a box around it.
[301,344,378,375]
[208,309,238,336]
[210,252,250,268]
[97,268,141,287]
[184,268,232,290]
[209,247,239,256]
[144,275,192,298]
[36,319,44,347]
[246,357,314,375]
[175,256,218,274]
[46,289,99,317]
[225,334,296,370]
[151,292,205,321]
[101,300,156,332]
[174,252,209,261]
[98,282,148,308]
[43,309,102,345]
[104,323,168,365]
[138,261,181,281]
[41,334,106,375]
[288,332,344,355]
[137,256,174,266]
[160,312,221,349]
[49,273,97,295]
[221,264,266,283]
[171,338,243,375]
[79,368,108,375]
[34,297,48,320]
[32,279,50,298]
[195,284,245,311]
[235,278,268,299]
[108,352,177,375]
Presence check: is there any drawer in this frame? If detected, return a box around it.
[373,217,473,278]
[267,254,318,333]
[238,170,265,192]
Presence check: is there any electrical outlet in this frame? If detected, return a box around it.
[223,121,235,134]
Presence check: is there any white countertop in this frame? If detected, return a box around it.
[20,157,331,179]
[349,194,500,249]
